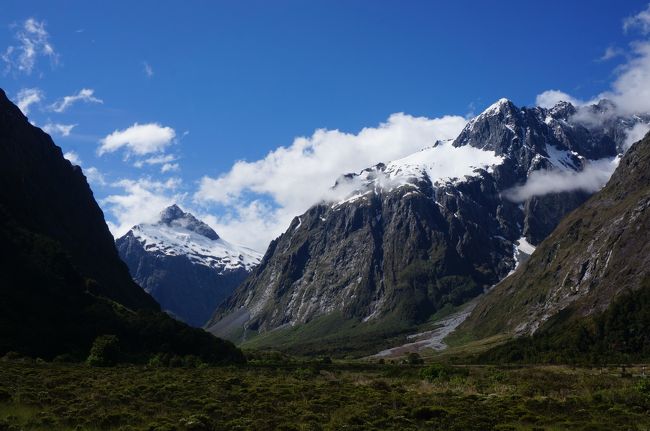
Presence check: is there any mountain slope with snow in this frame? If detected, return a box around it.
[116,205,262,327]
[206,98,649,355]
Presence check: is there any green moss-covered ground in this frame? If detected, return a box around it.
[1,358,650,430]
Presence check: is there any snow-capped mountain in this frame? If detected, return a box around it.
[116,205,262,326]
[206,98,648,354]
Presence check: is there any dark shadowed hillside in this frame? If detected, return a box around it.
[0,88,243,363]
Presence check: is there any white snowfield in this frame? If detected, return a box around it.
[131,222,262,273]
[383,140,504,182]
[332,140,504,207]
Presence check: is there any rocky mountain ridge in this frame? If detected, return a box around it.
[206,98,649,354]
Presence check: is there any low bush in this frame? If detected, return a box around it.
[86,335,120,367]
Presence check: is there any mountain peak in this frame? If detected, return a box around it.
[481,98,517,116]
[159,204,186,223]
[157,204,220,240]
[548,100,577,118]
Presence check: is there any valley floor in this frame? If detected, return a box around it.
[1,360,650,430]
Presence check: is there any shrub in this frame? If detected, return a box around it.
[52,353,76,363]
[86,335,121,367]
[183,355,202,368]
[636,378,650,395]
[1,351,23,361]
[407,352,424,365]
[412,406,449,420]
[420,363,448,381]
[169,355,184,368]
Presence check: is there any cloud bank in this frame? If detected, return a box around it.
[504,157,620,202]
[194,113,467,249]
[623,122,650,150]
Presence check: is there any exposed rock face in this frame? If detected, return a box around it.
[0,88,157,311]
[460,132,650,339]
[207,98,649,344]
[116,205,262,326]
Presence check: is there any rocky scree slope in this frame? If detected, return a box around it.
[207,98,648,350]
[117,205,262,326]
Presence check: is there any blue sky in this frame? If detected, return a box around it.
[3,1,650,250]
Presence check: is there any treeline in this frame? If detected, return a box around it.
[478,276,650,364]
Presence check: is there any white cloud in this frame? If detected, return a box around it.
[504,157,620,202]
[43,122,75,137]
[98,123,176,156]
[194,112,467,249]
[535,90,584,109]
[63,151,81,165]
[143,62,153,77]
[599,41,650,115]
[131,154,180,173]
[624,3,650,35]
[623,122,650,150]
[61,152,105,186]
[161,162,180,173]
[599,46,624,62]
[2,18,58,75]
[199,201,281,252]
[50,88,103,113]
[133,153,177,168]
[84,167,106,186]
[102,177,183,237]
[14,88,43,115]
[536,5,650,116]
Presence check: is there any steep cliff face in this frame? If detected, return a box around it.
[206,98,648,350]
[0,89,156,311]
[117,205,261,326]
[459,132,650,340]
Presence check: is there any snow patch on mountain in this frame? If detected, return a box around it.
[331,141,504,207]
[132,224,261,272]
[516,237,536,255]
[128,205,262,273]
